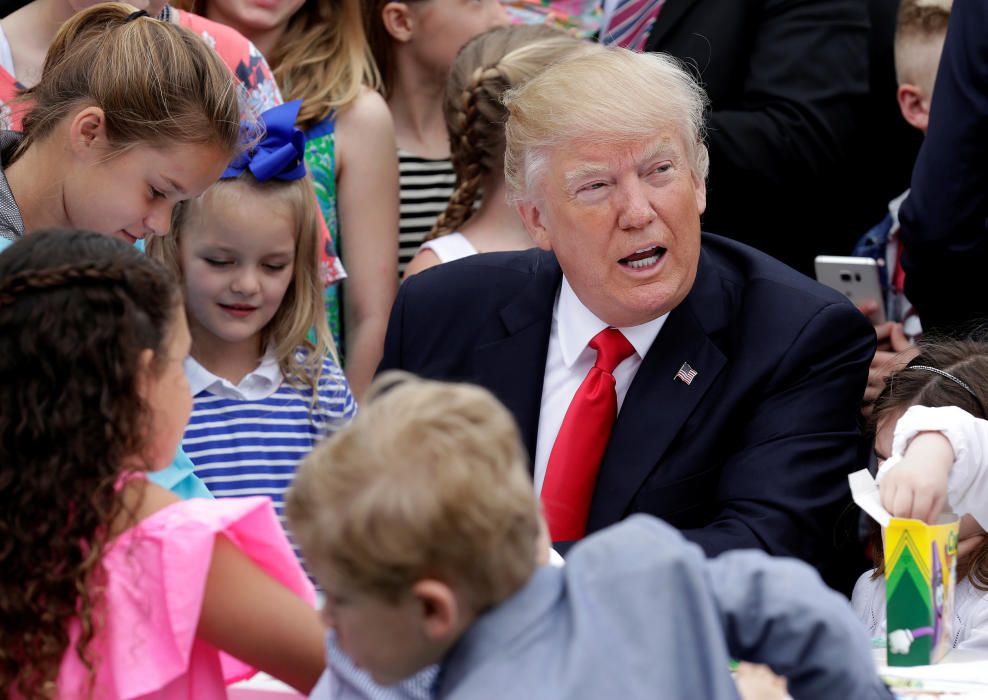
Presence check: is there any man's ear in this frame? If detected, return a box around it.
[411,578,461,643]
[381,1,414,42]
[897,83,930,133]
[692,172,706,216]
[67,106,110,157]
[516,200,552,252]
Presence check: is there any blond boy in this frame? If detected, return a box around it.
[288,373,891,699]
[861,0,952,410]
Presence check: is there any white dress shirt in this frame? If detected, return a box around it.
[533,277,668,494]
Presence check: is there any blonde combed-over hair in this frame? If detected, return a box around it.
[286,372,541,609]
[503,48,709,204]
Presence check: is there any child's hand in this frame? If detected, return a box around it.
[878,431,955,523]
[734,662,789,700]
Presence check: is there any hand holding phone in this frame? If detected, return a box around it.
[814,255,886,324]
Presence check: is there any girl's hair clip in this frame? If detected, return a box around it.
[222,100,308,183]
[126,9,150,21]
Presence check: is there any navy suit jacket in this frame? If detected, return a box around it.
[380,234,875,567]
[899,0,988,334]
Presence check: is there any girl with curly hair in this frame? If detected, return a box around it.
[0,230,324,699]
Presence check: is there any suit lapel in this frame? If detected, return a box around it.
[587,250,728,531]
[644,0,696,50]
[473,252,561,463]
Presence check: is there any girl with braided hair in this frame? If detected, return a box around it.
[0,230,325,699]
[404,25,597,279]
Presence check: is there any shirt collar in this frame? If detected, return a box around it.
[185,349,283,400]
[555,275,668,368]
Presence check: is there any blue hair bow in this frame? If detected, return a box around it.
[222,100,308,182]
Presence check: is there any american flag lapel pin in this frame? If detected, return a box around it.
[674,362,698,385]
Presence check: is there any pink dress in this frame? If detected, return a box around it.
[56,497,316,699]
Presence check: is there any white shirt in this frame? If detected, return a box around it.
[418,232,478,264]
[184,351,283,401]
[533,276,668,494]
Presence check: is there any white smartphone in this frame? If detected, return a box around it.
[814,255,886,324]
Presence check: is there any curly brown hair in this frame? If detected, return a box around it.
[0,230,180,698]
[870,337,988,590]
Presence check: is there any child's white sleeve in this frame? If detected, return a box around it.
[890,404,988,528]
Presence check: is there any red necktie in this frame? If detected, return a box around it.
[542,327,636,541]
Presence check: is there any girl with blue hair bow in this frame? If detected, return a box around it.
[147,101,356,571]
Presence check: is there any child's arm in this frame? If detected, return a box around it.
[879,404,988,527]
[334,88,400,401]
[197,534,326,693]
[709,548,892,699]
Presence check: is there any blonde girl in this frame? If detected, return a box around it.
[364,0,508,273]
[148,101,356,549]
[175,0,399,400]
[404,25,596,278]
[0,230,324,699]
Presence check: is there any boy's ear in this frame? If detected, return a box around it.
[897,83,930,133]
[411,579,462,642]
[381,1,414,42]
[68,106,110,156]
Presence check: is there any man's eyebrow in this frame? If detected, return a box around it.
[563,163,610,189]
[637,141,677,166]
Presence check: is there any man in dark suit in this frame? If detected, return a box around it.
[602,0,877,275]
[379,48,874,568]
[899,0,988,334]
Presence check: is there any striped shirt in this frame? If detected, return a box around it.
[398,150,455,273]
[182,351,356,564]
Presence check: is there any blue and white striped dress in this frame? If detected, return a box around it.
[182,351,356,563]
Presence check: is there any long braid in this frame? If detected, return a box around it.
[428,26,596,243]
[428,64,504,241]
[0,261,134,306]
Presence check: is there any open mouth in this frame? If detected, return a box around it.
[118,230,140,245]
[618,245,666,270]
